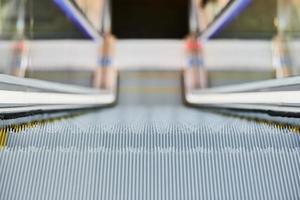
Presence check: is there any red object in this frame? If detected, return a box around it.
[186,38,202,51]
[13,41,25,52]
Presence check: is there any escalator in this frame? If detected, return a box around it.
[1,0,300,199]
[0,70,299,199]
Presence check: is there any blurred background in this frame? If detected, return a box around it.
[0,0,300,88]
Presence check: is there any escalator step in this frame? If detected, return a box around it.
[0,148,299,200]
[5,107,300,150]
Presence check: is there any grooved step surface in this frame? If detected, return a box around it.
[5,107,300,150]
[1,106,300,200]
[0,148,299,200]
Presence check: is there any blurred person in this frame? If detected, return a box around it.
[185,33,208,89]
[272,0,300,78]
[93,32,116,90]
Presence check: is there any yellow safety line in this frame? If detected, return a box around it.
[0,112,84,150]
[0,129,8,149]
[214,110,300,135]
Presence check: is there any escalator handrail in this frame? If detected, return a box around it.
[0,74,117,116]
[53,0,101,41]
[199,0,252,40]
[184,74,300,115]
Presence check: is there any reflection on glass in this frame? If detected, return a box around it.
[0,0,88,40]
[0,0,99,86]
[198,0,231,29]
[276,0,300,35]
[273,0,300,78]
[72,0,103,30]
[0,0,30,77]
[196,0,300,87]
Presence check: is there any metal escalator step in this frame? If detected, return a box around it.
[5,106,300,150]
[0,148,299,200]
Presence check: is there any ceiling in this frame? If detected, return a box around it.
[111,0,189,39]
